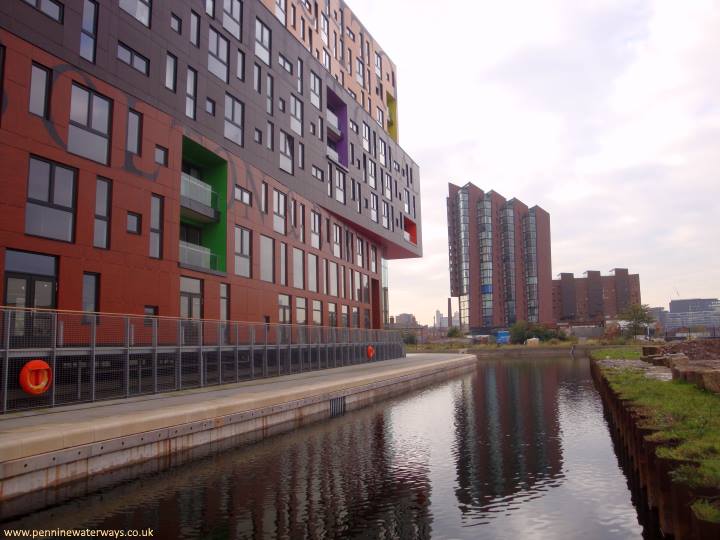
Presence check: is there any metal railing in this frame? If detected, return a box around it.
[0,307,405,413]
[181,172,218,209]
[326,109,340,132]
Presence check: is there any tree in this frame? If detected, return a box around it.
[447,326,462,338]
[618,304,654,337]
[509,321,529,344]
[403,332,418,345]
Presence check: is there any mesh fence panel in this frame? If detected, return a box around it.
[1,308,404,412]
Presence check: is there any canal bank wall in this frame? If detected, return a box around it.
[0,353,475,514]
[590,358,720,539]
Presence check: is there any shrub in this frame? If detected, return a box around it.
[447,326,463,338]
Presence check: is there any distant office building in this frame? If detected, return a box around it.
[395,313,418,327]
[434,310,448,328]
[447,183,552,333]
[669,298,719,314]
[664,299,720,331]
[551,269,641,323]
[649,307,668,327]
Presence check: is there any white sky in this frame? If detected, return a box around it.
[349,0,720,325]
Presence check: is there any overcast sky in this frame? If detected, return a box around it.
[350,0,720,326]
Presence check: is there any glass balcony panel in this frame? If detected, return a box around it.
[181,173,216,208]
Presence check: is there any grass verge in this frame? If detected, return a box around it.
[591,346,642,360]
[596,360,720,521]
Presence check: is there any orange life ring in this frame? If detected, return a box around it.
[367,345,376,359]
[19,360,53,395]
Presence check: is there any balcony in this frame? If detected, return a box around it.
[326,109,342,141]
[180,173,219,223]
[179,241,223,272]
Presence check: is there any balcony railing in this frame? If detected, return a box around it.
[181,173,217,209]
[326,145,340,163]
[179,241,222,272]
[0,307,406,413]
[326,109,340,131]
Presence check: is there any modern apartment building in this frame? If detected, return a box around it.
[0,0,421,329]
[551,269,641,323]
[446,182,552,333]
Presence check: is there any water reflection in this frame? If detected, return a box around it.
[453,361,564,523]
[3,356,659,539]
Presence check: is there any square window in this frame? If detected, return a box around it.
[154,145,168,166]
[171,13,182,33]
[127,212,141,234]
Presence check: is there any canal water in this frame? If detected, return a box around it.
[4,356,661,539]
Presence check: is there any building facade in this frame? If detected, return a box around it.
[551,269,641,324]
[446,182,552,333]
[0,0,421,329]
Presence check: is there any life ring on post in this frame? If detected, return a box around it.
[19,359,53,395]
[366,345,376,360]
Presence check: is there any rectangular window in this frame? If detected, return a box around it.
[154,145,168,166]
[334,169,346,204]
[328,302,337,326]
[354,270,361,301]
[260,234,274,282]
[236,49,245,80]
[295,297,306,325]
[278,294,291,323]
[26,156,76,242]
[307,253,318,292]
[93,177,111,249]
[222,0,242,39]
[208,27,229,82]
[165,53,177,91]
[278,54,292,73]
[119,0,151,27]
[126,109,142,155]
[234,185,252,205]
[170,13,182,33]
[255,18,271,65]
[22,0,63,22]
[293,248,304,289]
[371,246,377,273]
[117,42,149,75]
[297,58,303,94]
[82,272,99,313]
[224,93,244,146]
[310,211,321,249]
[260,182,268,213]
[312,300,322,325]
[328,261,338,297]
[273,189,286,234]
[68,83,111,164]
[290,94,303,136]
[332,224,342,258]
[205,0,215,17]
[186,67,197,119]
[356,237,364,267]
[356,58,365,87]
[382,201,390,229]
[275,0,287,24]
[310,71,321,109]
[220,283,229,321]
[279,131,294,174]
[127,211,141,234]
[362,122,370,152]
[266,121,274,149]
[266,73,273,115]
[367,159,376,188]
[370,193,378,222]
[383,172,393,200]
[299,203,306,243]
[279,242,287,285]
[190,11,200,46]
[234,226,251,277]
[298,142,305,169]
[149,194,163,258]
[80,0,98,62]
[29,63,51,118]
[253,63,261,93]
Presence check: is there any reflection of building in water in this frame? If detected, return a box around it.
[22,405,432,539]
[453,361,564,517]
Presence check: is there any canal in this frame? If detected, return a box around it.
[3,355,660,539]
